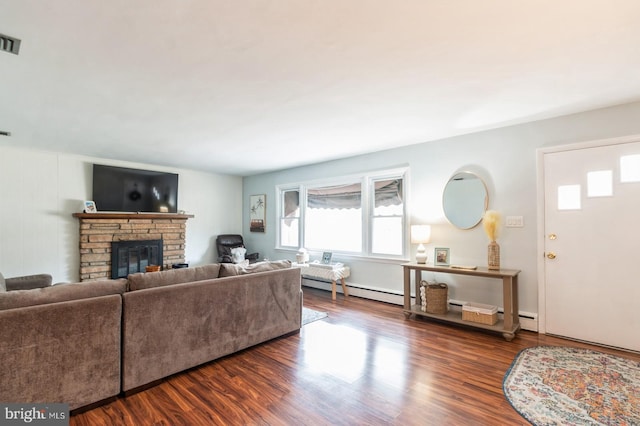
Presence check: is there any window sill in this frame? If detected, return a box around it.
[275,247,409,265]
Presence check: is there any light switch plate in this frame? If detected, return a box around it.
[506,216,524,227]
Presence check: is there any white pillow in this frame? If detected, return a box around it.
[230,246,247,264]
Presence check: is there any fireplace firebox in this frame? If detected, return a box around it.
[111,240,163,279]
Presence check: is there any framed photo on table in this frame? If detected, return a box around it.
[434,247,450,266]
[322,252,332,264]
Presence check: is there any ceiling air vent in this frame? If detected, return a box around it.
[0,33,21,55]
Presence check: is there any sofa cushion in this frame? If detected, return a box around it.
[0,279,127,311]
[127,263,221,291]
[219,260,292,277]
[0,272,5,293]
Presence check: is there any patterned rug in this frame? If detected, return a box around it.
[503,346,640,425]
[302,307,327,326]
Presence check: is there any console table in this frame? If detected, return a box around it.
[402,263,520,341]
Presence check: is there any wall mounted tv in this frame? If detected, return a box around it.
[92,164,179,213]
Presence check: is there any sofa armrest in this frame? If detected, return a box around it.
[5,274,53,291]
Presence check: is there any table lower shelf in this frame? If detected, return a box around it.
[404,304,520,341]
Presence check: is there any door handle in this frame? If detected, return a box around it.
[546,252,556,260]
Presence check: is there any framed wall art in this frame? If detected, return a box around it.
[250,194,266,232]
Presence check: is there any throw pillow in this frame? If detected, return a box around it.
[218,263,240,277]
[218,260,291,277]
[218,260,249,277]
[230,247,246,264]
[0,272,6,292]
[242,260,291,274]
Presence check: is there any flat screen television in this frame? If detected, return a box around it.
[92,164,179,213]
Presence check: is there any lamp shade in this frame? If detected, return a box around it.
[411,225,431,244]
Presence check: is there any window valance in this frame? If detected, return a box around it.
[307,179,402,209]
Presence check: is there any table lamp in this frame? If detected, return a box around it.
[411,225,431,264]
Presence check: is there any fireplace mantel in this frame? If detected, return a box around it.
[73,212,194,281]
[73,212,194,220]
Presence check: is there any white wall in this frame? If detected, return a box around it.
[243,100,640,324]
[0,147,243,283]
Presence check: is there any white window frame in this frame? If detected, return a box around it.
[277,186,302,249]
[276,167,409,260]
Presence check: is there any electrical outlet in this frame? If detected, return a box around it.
[506,216,524,227]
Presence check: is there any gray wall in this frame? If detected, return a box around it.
[242,100,640,323]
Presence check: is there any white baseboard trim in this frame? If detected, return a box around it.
[302,278,538,332]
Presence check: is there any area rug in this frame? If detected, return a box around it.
[503,346,640,425]
[302,307,327,326]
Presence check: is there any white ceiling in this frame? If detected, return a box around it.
[2,1,640,176]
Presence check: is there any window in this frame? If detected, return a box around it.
[371,178,404,256]
[279,189,299,248]
[277,169,407,258]
[306,182,362,252]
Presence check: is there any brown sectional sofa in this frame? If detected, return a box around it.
[122,262,302,392]
[0,277,127,410]
[0,261,302,411]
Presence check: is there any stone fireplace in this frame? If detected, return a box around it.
[73,213,194,282]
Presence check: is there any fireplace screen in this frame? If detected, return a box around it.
[111,240,163,279]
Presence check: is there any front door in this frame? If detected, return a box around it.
[542,137,640,352]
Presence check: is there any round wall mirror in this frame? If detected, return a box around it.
[442,171,488,229]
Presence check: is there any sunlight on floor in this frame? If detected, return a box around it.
[301,321,408,389]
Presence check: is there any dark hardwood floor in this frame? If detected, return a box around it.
[71,287,640,425]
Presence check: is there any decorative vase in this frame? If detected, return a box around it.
[488,240,500,270]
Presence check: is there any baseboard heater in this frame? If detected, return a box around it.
[302,276,401,297]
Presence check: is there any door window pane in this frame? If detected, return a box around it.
[620,154,640,182]
[587,170,612,197]
[558,184,581,210]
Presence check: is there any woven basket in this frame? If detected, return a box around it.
[425,282,448,314]
[462,302,498,325]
